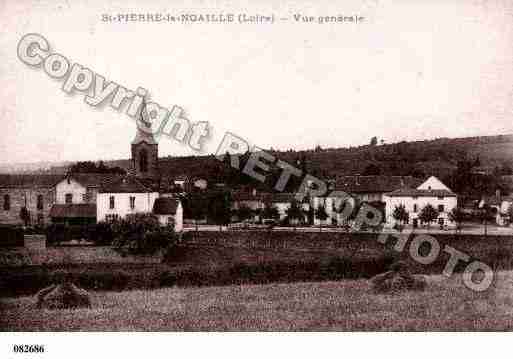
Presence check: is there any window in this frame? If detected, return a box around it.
[65,193,73,204]
[139,148,148,173]
[4,194,11,211]
[37,195,44,210]
[82,194,87,202]
[129,196,135,209]
[37,213,44,225]
[438,204,444,213]
[3,194,10,211]
[109,196,115,209]
[413,204,418,213]
[437,196,444,200]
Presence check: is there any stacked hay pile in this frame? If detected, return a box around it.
[370,261,426,294]
[35,270,91,309]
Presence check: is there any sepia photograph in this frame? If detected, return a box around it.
[1,0,513,348]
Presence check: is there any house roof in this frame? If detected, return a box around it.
[232,191,300,204]
[153,197,179,215]
[136,177,161,192]
[385,188,456,198]
[49,203,96,218]
[99,176,154,193]
[62,173,122,188]
[0,174,62,188]
[334,176,423,194]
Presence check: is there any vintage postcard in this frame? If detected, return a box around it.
[1,0,512,354]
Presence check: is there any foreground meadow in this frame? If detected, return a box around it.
[2,270,513,331]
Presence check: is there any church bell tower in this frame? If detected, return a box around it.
[131,101,159,179]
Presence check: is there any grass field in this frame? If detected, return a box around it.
[2,271,513,331]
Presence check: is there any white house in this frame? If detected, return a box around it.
[55,176,87,204]
[310,176,418,226]
[331,176,423,203]
[55,173,120,204]
[383,176,457,228]
[51,173,121,224]
[96,176,159,223]
[152,196,183,232]
[97,176,184,232]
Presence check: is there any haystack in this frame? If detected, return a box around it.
[370,261,426,294]
[35,271,91,309]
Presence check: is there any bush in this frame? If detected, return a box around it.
[89,222,114,245]
[46,224,92,244]
[0,225,24,247]
[112,213,177,255]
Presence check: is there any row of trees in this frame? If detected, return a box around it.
[392,204,440,231]
[392,202,501,233]
[69,161,126,175]
[183,191,339,230]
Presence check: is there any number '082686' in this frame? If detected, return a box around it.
[13,345,45,353]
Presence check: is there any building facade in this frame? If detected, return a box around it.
[384,176,457,228]
[0,175,60,226]
[96,104,183,231]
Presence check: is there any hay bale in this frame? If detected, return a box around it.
[370,261,426,294]
[34,271,91,309]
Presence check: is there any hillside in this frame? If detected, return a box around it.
[15,134,513,187]
[121,134,513,180]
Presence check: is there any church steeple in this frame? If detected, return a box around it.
[131,100,159,178]
[132,100,157,145]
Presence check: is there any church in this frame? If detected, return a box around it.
[0,102,183,232]
[89,102,183,231]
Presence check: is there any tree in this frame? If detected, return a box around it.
[419,204,438,230]
[448,206,465,234]
[70,161,126,174]
[19,206,31,227]
[262,203,280,222]
[478,203,494,237]
[392,204,409,232]
[286,200,304,231]
[111,213,175,255]
[332,197,359,228]
[314,204,329,232]
[208,191,232,230]
[237,205,254,227]
[189,197,206,231]
[370,136,378,146]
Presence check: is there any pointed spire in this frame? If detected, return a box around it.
[132,98,157,145]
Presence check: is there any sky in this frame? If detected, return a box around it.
[1,0,512,165]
